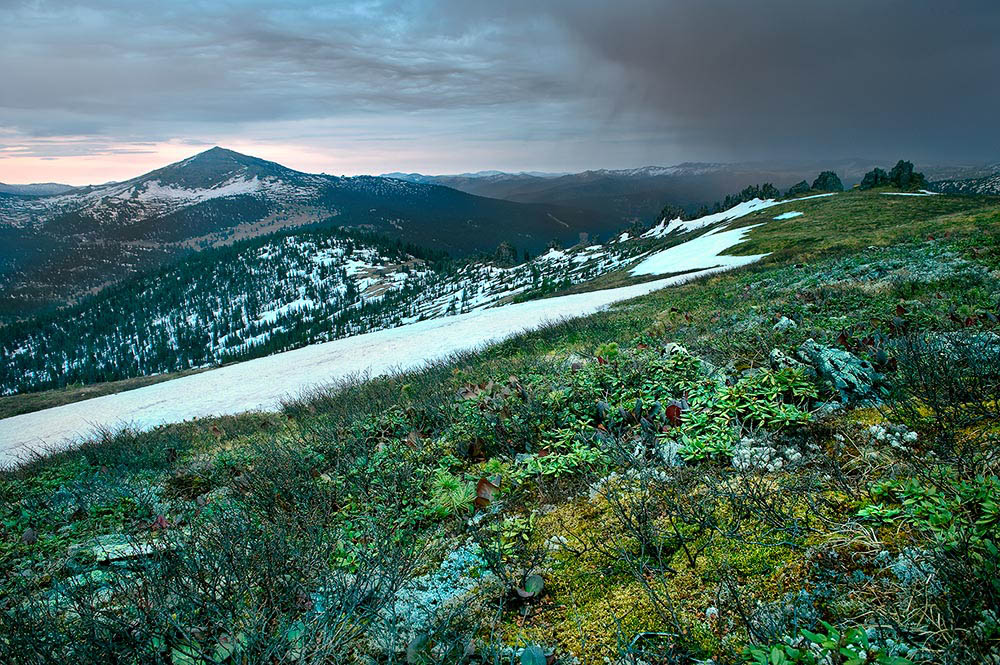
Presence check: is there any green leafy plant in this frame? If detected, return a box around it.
[595,341,620,361]
[856,503,903,523]
[743,622,913,665]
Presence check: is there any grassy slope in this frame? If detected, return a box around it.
[2,190,1000,663]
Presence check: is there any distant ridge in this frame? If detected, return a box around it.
[0,182,76,196]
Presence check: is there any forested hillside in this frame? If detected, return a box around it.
[0,223,657,395]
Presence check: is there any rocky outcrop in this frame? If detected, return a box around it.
[796,339,882,405]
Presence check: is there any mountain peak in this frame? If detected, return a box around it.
[192,146,247,159]
[183,146,265,168]
[138,146,303,189]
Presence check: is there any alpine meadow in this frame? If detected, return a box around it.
[2,2,1000,665]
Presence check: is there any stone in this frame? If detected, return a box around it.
[811,171,844,192]
[732,437,784,472]
[773,316,797,332]
[90,533,157,562]
[785,180,810,197]
[769,348,815,379]
[796,338,882,404]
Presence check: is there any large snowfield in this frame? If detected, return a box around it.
[0,268,732,467]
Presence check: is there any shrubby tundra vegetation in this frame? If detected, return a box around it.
[2,186,1000,664]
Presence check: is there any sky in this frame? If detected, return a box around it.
[1,0,998,185]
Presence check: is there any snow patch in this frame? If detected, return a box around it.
[881,190,941,197]
[773,211,803,220]
[136,176,264,203]
[631,224,767,277]
[642,193,835,238]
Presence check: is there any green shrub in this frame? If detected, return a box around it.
[744,622,913,665]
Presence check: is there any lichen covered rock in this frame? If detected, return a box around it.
[796,338,882,405]
[769,348,815,379]
[773,316,797,332]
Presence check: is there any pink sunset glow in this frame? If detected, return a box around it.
[0,140,387,186]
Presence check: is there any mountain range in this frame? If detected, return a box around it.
[0,182,76,196]
[4,148,997,321]
[383,160,1000,228]
[381,160,872,227]
[0,148,606,318]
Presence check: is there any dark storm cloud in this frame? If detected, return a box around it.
[1,0,998,167]
[540,0,1000,161]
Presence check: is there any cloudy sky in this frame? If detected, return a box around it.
[1,0,998,185]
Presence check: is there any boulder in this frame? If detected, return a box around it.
[796,338,881,404]
[785,180,810,197]
[769,348,815,379]
[859,167,890,190]
[773,316,798,332]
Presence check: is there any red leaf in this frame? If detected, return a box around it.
[665,404,682,426]
[837,331,849,347]
[151,515,169,531]
[597,356,607,365]
[896,304,907,317]
[474,477,500,509]
[405,431,423,448]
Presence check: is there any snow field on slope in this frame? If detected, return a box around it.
[0,268,722,466]
[631,223,768,276]
[0,190,839,462]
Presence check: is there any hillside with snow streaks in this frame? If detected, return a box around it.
[1,191,800,396]
[642,193,835,238]
[0,227,651,395]
[932,172,1000,196]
